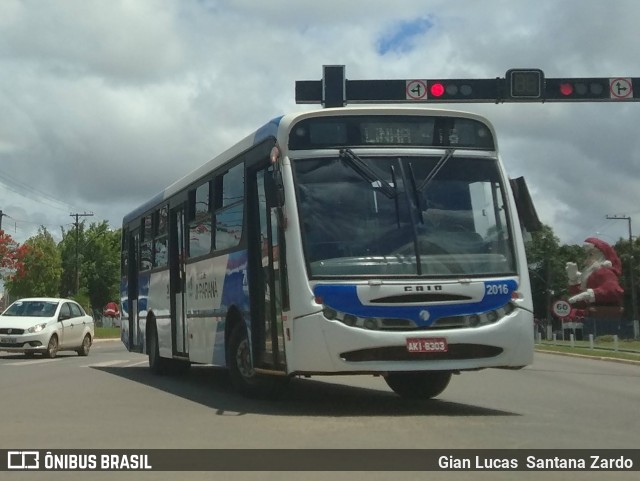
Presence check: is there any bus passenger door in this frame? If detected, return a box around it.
[126,229,140,351]
[246,161,287,371]
[170,206,188,357]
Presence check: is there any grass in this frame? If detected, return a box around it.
[536,338,640,363]
[95,327,121,339]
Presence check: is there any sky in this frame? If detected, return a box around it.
[1,0,640,248]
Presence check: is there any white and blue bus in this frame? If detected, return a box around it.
[120,105,534,398]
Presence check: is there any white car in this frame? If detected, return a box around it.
[0,298,95,358]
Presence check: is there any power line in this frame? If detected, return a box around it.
[0,170,80,213]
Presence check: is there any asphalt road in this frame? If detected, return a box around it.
[1,340,638,481]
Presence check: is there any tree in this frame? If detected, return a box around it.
[5,227,62,298]
[83,222,121,313]
[0,230,20,274]
[613,236,640,323]
[58,221,121,314]
[525,224,585,330]
[58,223,85,298]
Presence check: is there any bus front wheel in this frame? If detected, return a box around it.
[384,371,452,399]
[228,324,288,398]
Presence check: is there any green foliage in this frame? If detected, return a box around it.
[526,225,566,325]
[5,227,62,298]
[70,288,92,315]
[58,221,121,312]
[612,236,640,321]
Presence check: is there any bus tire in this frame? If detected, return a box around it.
[168,359,191,375]
[228,323,287,398]
[148,323,170,375]
[384,371,452,399]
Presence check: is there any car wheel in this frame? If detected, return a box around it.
[228,324,288,398]
[43,335,59,359]
[384,371,452,399]
[77,334,92,356]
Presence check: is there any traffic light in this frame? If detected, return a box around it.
[421,79,499,102]
[545,77,634,101]
[295,66,640,105]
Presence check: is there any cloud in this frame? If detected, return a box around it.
[0,0,640,248]
[376,17,435,55]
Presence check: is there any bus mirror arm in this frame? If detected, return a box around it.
[274,171,286,207]
[265,171,285,208]
[277,183,285,207]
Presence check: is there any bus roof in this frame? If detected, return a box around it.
[122,106,496,226]
[122,115,283,225]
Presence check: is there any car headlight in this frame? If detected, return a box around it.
[27,323,48,333]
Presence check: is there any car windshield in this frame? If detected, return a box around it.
[2,301,59,317]
[293,153,516,278]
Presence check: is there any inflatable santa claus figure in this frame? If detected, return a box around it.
[566,237,624,310]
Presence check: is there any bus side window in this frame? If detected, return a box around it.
[213,163,244,251]
[140,214,153,271]
[188,181,212,258]
[154,205,169,268]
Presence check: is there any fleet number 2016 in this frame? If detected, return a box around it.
[486,284,509,295]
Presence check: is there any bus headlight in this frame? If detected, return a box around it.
[320,305,416,330]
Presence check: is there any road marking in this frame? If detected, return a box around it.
[81,360,129,368]
[5,359,57,366]
[127,360,149,367]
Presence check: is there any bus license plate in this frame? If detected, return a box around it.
[406,337,448,353]
[1,337,17,344]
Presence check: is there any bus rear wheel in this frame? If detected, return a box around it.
[148,323,170,375]
[228,324,288,398]
[384,371,452,399]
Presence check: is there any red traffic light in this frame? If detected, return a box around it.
[430,83,445,97]
[560,83,574,96]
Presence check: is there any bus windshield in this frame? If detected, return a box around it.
[293,153,516,277]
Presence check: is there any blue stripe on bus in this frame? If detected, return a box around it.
[253,116,283,145]
[313,279,517,327]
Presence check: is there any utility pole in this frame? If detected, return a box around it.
[0,209,5,231]
[606,214,639,338]
[70,212,94,295]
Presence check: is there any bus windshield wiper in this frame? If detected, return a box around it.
[339,148,397,199]
[416,148,455,193]
[406,162,424,225]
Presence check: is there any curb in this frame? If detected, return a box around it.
[535,348,640,366]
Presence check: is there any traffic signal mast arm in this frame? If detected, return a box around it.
[295,66,639,107]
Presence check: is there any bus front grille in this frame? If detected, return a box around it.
[339,344,503,362]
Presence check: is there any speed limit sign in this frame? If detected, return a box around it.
[552,300,571,318]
